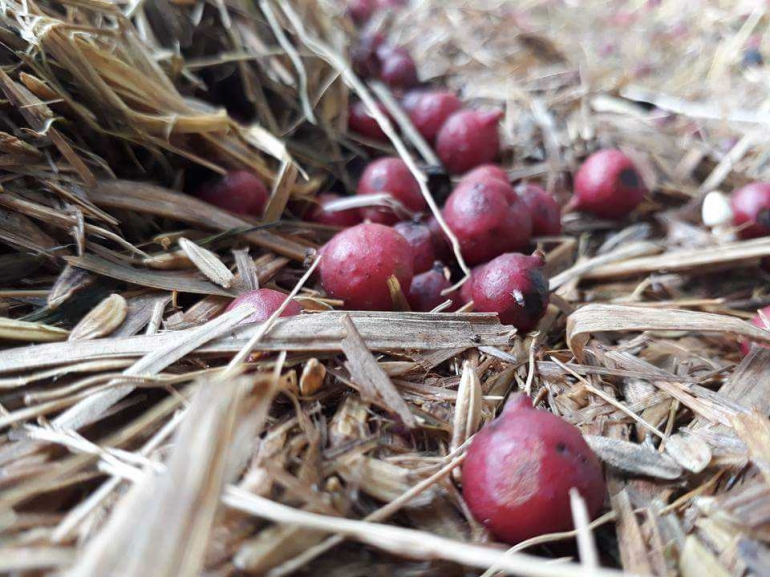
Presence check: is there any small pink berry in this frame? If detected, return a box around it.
[226,288,301,325]
[195,171,269,218]
[436,110,504,175]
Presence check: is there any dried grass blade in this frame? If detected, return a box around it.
[69,374,260,577]
[0,317,69,343]
[585,436,683,479]
[340,315,417,429]
[567,304,770,360]
[731,411,770,486]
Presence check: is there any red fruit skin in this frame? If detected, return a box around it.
[740,305,770,356]
[436,110,503,175]
[195,171,269,218]
[357,157,427,225]
[572,149,647,219]
[731,183,770,239]
[516,183,562,236]
[426,216,452,262]
[407,264,458,312]
[377,46,419,90]
[226,288,302,325]
[460,164,509,186]
[351,32,386,78]
[463,394,605,544]
[472,253,549,331]
[348,101,389,142]
[347,0,377,24]
[443,179,532,265]
[307,193,363,228]
[406,91,462,142]
[394,221,435,273]
[459,270,477,305]
[319,223,414,310]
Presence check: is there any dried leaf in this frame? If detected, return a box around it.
[450,361,482,455]
[586,436,683,479]
[679,535,731,577]
[664,433,712,473]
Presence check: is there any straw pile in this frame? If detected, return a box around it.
[1,0,769,575]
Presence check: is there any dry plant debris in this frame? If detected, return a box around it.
[0,0,769,575]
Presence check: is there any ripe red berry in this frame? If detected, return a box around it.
[319,223,414,310]
[348,101,389,142]
[436,110,503,175]
[463,394,605,544]
[376,45,419,90]
[351,32,386,78]
[516,183,562,236]
[731,183,770,239]
[195,171,269,218]
[472,252,548,332]
[740,305,770,356]
[407,263,458,312]
[572,149,647,219]
[443,179,532,265]
[307,193,363,228]
[393,221,435,273]
[460,164,509,186]
[347,0,377,24]
[357,157,426,224]
[459,274,475,305]
[426,215,452,262]
[405,91,462,142]
[226,288,302,325]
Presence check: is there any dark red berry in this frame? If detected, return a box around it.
[460,164,509,186]
[393,221,435,273]
[347,0,377,24]
[443,179,532,265]
[195,171,269,218]
[463,394,605,544]
[319,223,414,310]
[459,273,475,305]
[307,193,363,228]
[406,90,462,142]
[226,288,302,325]
[348,101,389,142]
[472,252,548,332]
[426,215,452,262]
[731,183,770,239]
[357,157,426,224]
[516,183,562,236]
[572,149,647,219]
[351,32,386,78]
[376,45,419,90]
[436,110,503,175]
[407,264,458,312]
[740,305,770,356]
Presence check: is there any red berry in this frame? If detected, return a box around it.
[307,193,363,228]
[319,223,414,310]
[459,274,475,305]
[472,252,548,332]
[740,305,770,356]
[347,0,377,24]
[348,101,389,142]
[226,288,301,325]
[393,221,435,273]
[436,110,503,175]
[731,183,770,239]
[406,91,462,142]
[572,150,647,219]
[443,179,532,265]
[195,171,269,218]
[377,46,419,90]
[426,215,452,262]
[357,157,426,224]
[407,264,458,312]
[516,183,562,236]
[460,164,509,186]
[351,32,386,78]
[462,394,605,544]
